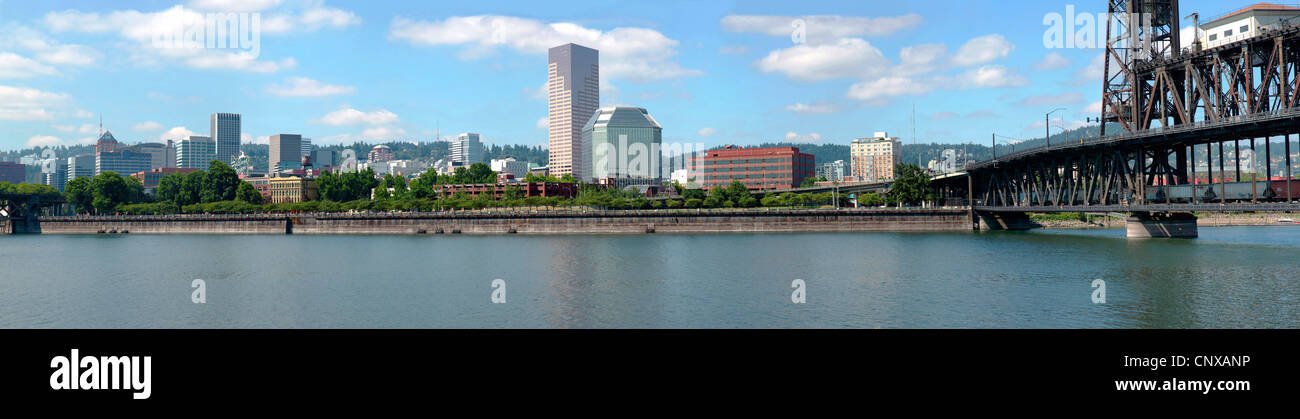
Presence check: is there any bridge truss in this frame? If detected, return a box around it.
[973,0,1300,211]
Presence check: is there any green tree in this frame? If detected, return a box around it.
[202,160,240,203]
[888,163,935,206]
[504,184,524,200]
[235,181,264,204]
[90,172,130,214]
[177,171,206,206]
[859,192,886,207]
[724,180,752,203]
[156,173,182,203]
[63,177,94,214]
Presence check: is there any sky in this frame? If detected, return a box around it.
[0,0,1250,153]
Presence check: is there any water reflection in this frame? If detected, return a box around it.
[0,226,1296,328]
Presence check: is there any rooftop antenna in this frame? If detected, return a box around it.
[98,113,102,137]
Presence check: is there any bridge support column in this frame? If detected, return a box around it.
[976,211,1037,231]
[1126,212,1197,238]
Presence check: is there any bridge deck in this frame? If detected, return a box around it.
[975,203,1300,213]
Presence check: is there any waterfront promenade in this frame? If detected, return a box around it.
[5,208,973,235]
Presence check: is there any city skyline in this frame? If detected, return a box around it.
[4,0,1264,154]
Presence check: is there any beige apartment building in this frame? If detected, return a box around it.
[850,132,901,182]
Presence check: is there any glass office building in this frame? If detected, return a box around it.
[582,106,662,186]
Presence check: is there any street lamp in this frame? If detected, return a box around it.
[1046,108,1067,147]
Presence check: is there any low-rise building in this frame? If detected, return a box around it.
[688,145,815,190]
[268,177,319,203]
[431,182,577,199]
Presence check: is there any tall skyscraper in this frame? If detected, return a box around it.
[451,133,484,165]
[547,43,599,181]
[210,113,241,164]
[269,134,303,175]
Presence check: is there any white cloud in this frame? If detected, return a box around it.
[785,101,837,114]
[266,77,355,97]
[951,34,1014,67]
[1033,52,1072,71]
[894,44,946,76]
[952,65,1030,88]
[755,38,889,81]
[314,108,399,126]
[40,4,343,73]
[783,131,823,143]
[0,85,68,121]
[161,126,195,141]
[26,135,62,148]
[1,25,101,67]
[1083,100,1103,115]
[0,52,58,78]
[388,15,701,82]
[186,54,297,73]
[1014,92,1085,107]
[536,117,548,130]
[132,121,165,132]
[0,85,70,106]
[0,108,55,121]
[697,127,717,137]
[361,126,407,139]
[721,14,922,44]
[187,0,284,12]
[846,77,933,105]
[929,111,959,120]
[297,7,361,29]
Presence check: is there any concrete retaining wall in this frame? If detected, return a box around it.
[37,217,288,235]
[292,212,971,235]
[29,211,971,235]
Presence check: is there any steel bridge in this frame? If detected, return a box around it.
[962,0,1300,236]
[1,192,64,234]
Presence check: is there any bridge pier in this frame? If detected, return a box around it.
[1126,212,1197,238]
[976,211,1037,231]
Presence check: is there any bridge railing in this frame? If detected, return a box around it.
[969,107,1300,170]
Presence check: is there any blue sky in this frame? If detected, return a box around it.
[0,0,1245,152]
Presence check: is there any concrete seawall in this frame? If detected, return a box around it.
[29,210,971,235]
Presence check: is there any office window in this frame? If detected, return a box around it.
[1241,25,1249,33]
[1209,34,1218,41]
[1224,29,1233,37]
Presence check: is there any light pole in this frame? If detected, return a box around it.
[1046,108,1067,147]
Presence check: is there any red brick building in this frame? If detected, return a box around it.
[688,146,815,190]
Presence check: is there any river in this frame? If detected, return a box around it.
[2,226,1297,328]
